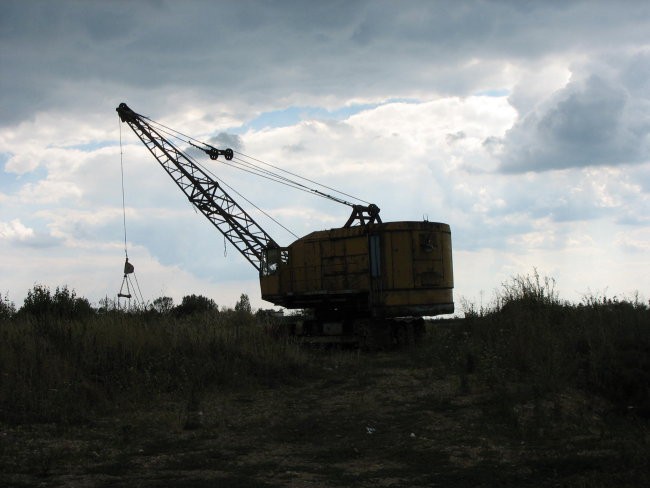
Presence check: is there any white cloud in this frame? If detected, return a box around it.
[1,0,649,311]
[615,229,650,254]
[0,237,262,310]
[0,219,34,241]
[18,180,83,205]
[0,218,60,248]
[4,150,41,174]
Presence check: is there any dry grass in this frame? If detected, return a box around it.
[0,275,648,486]
[0,311,309,424]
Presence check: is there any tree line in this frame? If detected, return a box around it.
[0,285,253,320]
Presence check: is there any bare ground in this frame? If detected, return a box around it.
[2,351,648,487]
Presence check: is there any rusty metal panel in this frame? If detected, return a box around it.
[290,240,321,292]
[412,230,444,287]
[320,234,370,291]
[322,255,345,290]
[290,242,305,291]
[345,235,366,254]
[260,274,280,296]
[302,241,320,290]
[384,288,453,307]
[389,230,414,289]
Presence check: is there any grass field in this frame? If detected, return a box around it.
[0,277,648,487]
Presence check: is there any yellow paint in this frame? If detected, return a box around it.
[261,221,454,316]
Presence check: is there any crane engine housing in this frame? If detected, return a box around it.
[261,221,453,316]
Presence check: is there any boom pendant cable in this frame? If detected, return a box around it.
[234,151,371,205]
[142,115,371,207]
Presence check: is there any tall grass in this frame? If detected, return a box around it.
[0,310,309,424]
[2,274,648,425]
[449,271,650,415]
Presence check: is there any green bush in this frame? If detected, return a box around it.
[18,285,94,320]
[173,294,218,317]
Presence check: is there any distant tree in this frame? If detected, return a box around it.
[0,292,15,320]
[53,286,94,318]
[174,294,218,316]
[234,293,252,314]
[152,296,174,314]
[21,284,52,317]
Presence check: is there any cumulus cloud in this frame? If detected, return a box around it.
[499,54,650,173]
[0,219,33,241]
[0,219,61,248]
[210,133,244,152]
[3,1,650,127]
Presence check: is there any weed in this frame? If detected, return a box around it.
[2,274,648,431]
[453,271,650,418]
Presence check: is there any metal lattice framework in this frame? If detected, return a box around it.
[117,103,278,272]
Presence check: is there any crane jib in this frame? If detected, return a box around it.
[116,103,278,272]
[116,102,382,271]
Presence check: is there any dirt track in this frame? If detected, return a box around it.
[2,352,648,487]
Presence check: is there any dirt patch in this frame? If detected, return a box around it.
[1,350,648,487]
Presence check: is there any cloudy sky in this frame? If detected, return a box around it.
[1,0,649,312]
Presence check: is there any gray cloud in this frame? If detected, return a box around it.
[209,133,243,152]
[446,131,466,144]
[3,0,650,126]
[499,54,650,173]
[2,0,650,306]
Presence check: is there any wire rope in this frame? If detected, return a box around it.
[211,156,355,208]
[132,273,145,305]
[221,157,343,201]
[119,118,128,258]
[118,113,145,307]
[234,151,371,205]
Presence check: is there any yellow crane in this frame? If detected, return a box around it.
[117,103,453,346]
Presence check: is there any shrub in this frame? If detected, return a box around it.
[152,296,174,314]
[576,294,650,414]
[495,268,563,312]
[174,294,218,316]
[18,285,94,320]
